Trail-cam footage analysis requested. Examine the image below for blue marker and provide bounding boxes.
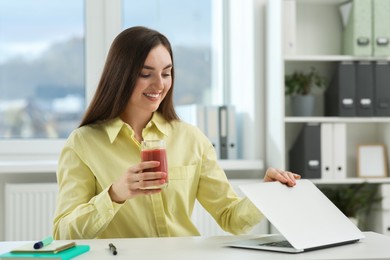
[33,236,54,249]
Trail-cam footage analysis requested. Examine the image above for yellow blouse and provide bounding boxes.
[53,112,262,239]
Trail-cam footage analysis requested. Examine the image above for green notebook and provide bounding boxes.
[10,241,76,254]
[0,245,90,260]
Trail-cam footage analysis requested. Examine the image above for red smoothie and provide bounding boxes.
[141,148,168,187]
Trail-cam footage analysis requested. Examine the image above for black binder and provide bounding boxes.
[289,123,321,179]
[325,61,356,117]
[219,106,228,159]
[374,61,390,116]
[356,61,374,117]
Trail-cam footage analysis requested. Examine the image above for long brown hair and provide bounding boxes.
[79,26,179,127]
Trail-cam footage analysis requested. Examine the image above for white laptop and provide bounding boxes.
[226,179,364,253]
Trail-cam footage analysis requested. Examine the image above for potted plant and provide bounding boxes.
[319,183,382,229]
[285,67,327,116]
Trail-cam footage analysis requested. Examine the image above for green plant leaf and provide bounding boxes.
[319,183,382,218]
[285,67,327,96]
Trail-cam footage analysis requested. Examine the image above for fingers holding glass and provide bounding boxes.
[134,171,167,190]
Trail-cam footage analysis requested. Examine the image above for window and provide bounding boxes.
[0,0,85,139]
[122,0,223,106]
[0,0,262,163]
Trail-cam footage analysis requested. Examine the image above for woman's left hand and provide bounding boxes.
[263,167,301,187]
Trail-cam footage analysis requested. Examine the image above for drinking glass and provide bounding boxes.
[140,140,168,189]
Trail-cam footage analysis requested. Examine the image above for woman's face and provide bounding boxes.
[129,44,173,115]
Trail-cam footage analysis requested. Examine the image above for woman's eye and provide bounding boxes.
[139,74,150,78]
[162,70,172,77]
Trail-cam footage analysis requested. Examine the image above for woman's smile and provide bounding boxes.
[143,92,161,99]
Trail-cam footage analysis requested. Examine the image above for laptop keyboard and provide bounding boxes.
[262,240,293,248]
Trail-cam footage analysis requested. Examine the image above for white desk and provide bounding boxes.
[1,232,390,260]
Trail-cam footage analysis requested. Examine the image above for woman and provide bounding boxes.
[53,26,300,239]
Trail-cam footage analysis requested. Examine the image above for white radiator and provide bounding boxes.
[5,183,58,241]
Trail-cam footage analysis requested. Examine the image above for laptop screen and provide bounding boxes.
[238,179,364,250]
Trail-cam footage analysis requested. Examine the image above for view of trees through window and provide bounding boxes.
[0,0,215,139]
[0,0,84,139]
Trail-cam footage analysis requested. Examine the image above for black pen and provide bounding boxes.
[109,243,117,255]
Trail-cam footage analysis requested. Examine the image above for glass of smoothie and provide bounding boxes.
[140,140,168,189]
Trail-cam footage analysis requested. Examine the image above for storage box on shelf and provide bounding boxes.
[266,0,390,185]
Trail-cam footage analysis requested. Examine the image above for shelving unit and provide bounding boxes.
[285,117,390,123]
[266,0,390,183]
[311,178,390,185]
[286,56,390,62]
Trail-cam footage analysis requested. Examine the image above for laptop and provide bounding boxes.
[226,179,364,253]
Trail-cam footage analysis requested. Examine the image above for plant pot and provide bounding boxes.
[291,95,315,117]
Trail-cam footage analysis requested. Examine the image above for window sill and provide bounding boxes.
[0,159,264,174]
[0,160,57,174]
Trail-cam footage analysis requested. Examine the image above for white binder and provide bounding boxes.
[320,123,347,180]
[320,123,333,179]
[333,123,347,179]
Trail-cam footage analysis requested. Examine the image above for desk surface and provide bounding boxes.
[1,232,390,260]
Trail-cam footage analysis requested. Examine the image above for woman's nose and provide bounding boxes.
[153,75,164,89]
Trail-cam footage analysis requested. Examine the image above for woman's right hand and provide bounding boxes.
[108,161,167,203]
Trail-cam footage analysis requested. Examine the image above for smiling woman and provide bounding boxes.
[122,44,173,136]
